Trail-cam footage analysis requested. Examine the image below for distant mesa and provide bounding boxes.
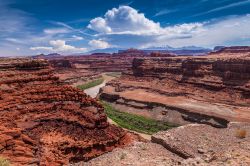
[30,46,250,59]
[117,46,211,56]
[89,45,250,56]
[141,45,212,56]
[213,46,225,51]
[91,52,112,56]
[210,46,250,55]
[87,47,123,54]
[117,48,146,56]
[33,45,212,58]
[32,53,62,59]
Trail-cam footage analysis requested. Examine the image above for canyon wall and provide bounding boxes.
[132,57,184,80]
[132,56,250,95]
[0,58,137,165]
[44,54,139,73]
[100,51,250,127]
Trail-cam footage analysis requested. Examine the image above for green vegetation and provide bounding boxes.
[105,72,121,78]
[102,101,177,134]
[0,157,10,166]
[77,78,104,90]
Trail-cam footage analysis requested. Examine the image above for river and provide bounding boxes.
[84,81,106,98]
[84,73,151,140]
[84,74,114,98]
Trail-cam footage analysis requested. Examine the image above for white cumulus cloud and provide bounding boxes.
[87,6,250,48]
[165,15,250,47]
[30,40,86,53]
[87,6,203,36]
[88,17,112,33]
[88,39,110,49]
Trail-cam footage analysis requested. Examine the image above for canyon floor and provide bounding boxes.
[99,52,250,128]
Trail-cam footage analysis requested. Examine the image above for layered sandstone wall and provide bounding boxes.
[0,58,136,165]
[132,57,184,80]
[132,56,250,95]
[54,55,137,72]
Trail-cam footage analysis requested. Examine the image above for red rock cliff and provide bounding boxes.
[0,58,134,165]
[181,58,250,92]
[132,56,250,96]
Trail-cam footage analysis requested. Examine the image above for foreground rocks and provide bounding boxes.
[152,122,250,161]
[83,122,250,166]
[0,58,139,165]
[80,142,182,166]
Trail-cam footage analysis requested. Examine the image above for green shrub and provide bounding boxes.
[105,72,121,78]
[102,101,177,134]
[77,78,104,90]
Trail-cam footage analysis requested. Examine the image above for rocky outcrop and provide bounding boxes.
[152,122,250,165]
[78,142,182,166]
[0,58,137,165]
[83,122,250,166]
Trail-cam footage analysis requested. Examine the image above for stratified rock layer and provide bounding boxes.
[131,56,250,103]
[0,58,135,165]
[100,51,250,126]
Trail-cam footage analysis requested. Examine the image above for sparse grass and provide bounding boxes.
[139,144,147,150]
[77,78,104,90]
[0,157,10,166]
[236,129,247,139]
[105,72,121,78]
[120,153,127,160]
[102,101,177,135]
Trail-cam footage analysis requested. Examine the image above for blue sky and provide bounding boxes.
[1,0,250,56]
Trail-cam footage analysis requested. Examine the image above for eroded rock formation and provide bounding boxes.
[100,50,250,127]
[0,58,138,165]
[132,56,250,99]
